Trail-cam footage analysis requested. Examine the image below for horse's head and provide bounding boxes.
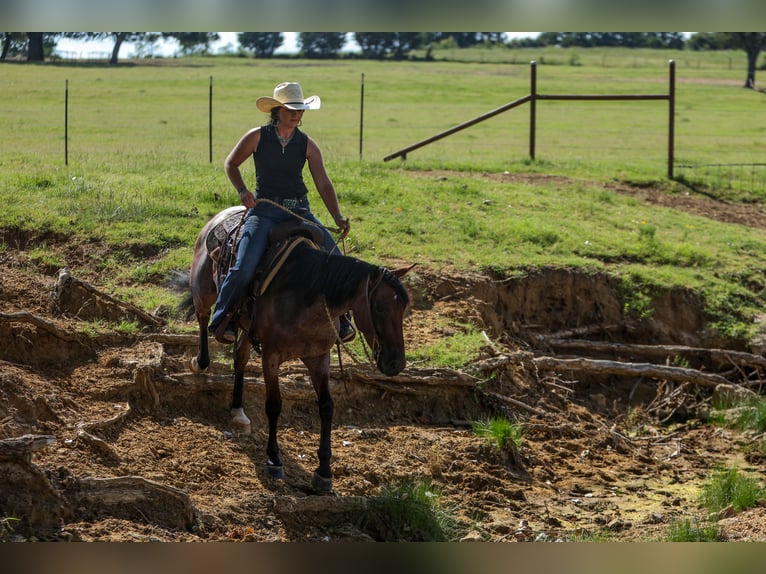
[352,264,414,376]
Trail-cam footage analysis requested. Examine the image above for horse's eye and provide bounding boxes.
[372,299,387,316]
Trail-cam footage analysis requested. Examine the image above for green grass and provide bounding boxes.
[3,53,766,348]
[709,393,766,434]
[734,398,766,434]
[406,322,486,368]
[564,529,612,542]
[666,517,723,542]
[700,466,765,514]
[662,465,764,541]
[472,416,524,450]
[372,476,458,541]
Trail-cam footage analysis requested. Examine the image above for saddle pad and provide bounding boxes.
[205,208,247,260]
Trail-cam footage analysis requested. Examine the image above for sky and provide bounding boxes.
[54,32,540,59]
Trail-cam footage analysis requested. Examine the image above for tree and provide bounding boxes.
[687,32,766,89]
[162,32,220,55]
[353,32,424,60]
[354,33,393,59]
[298,32,346,58]
[537,32,686,50]
[1,32,27,60]
[686,32,732,51]
[62,33,159,64]
[730,33,766,89]
[389,33,425,59]
[424,32,501,48]
[237,32,283,58]
[27,32,44,61]
[536,32,562,46]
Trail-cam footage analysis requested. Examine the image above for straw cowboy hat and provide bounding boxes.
[256,82,321,112]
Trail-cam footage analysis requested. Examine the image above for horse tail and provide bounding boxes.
[169,269,196,320]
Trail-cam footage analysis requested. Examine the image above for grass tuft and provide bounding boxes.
[699,466,765,514]
[372,476,458,541]
[667,517,723,542]
[472,416,524,450]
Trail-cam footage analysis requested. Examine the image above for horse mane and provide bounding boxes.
[277,245,375,308]
[275,244,408,309]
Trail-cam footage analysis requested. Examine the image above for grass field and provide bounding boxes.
[2,47,766,340]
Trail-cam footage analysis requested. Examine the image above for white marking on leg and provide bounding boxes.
[189,357,205,373]
[231,408,252,434]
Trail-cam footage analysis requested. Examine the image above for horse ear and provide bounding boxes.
[392,263,416,278]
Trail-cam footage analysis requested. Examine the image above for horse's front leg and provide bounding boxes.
[230,333,252,434]
[262,352,284,479]
[303,354,334,494]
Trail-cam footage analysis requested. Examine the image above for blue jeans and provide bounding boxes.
[209,196,339,331]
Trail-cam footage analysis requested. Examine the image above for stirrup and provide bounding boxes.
[338,318,356,343]
[214,322,236,344]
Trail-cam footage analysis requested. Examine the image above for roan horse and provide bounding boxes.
[187,205,412,493]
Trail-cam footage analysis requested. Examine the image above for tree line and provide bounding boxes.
[4,32,765,88]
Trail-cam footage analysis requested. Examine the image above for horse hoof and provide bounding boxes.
[230,409,252,435]
[311,471,333,494]
[189,357,206,374]
[265,464,285,479]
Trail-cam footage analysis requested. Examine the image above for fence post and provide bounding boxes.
[65,79,69,166]
[359,73,365,162]
[209,76,213,164]
[667,60,675,179]
[529,61,537,161]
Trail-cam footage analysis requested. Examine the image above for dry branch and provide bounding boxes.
[0,311,82,342]
[73,476,195,530]
[144,333,201,345]
[77,404,132,434]
[76,427,121,462]
[50,267,163,328]
[548,338,766,369]
[482,390,546,417]
[0,434,56,463]
[344,366,477,394]
[532,356,733,388]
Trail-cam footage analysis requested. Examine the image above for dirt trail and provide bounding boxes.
[2,176,766,542]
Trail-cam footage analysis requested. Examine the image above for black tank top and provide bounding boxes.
[253,124,310,199]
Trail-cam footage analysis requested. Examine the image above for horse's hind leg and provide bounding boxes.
[303,355,334,494]
[190,311,211,373]
[189,252,217,374]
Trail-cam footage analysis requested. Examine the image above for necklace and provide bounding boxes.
[276,130,294,145]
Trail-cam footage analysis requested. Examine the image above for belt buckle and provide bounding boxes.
[283,198,298,210]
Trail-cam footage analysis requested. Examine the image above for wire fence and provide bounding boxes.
[674,163,766,198]
[53,50,111,63]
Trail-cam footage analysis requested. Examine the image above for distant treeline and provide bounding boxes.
[2,32,763,63]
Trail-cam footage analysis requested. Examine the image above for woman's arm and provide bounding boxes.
[306,136,350,237]
[224,127,261,209]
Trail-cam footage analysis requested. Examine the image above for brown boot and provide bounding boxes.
[214,319,236,344]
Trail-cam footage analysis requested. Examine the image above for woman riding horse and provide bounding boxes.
[209,81,355,344]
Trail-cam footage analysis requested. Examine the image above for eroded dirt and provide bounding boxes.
[2,175,766,542]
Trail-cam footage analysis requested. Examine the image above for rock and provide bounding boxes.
[460,531,484,542]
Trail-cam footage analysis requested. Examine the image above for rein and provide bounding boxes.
[323,267,386,371]
[254,197,348,253]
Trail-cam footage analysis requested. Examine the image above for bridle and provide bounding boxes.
[324,266,388,369]
[363,268,387,362]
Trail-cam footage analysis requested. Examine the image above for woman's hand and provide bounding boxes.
[334,215,351,239]
[239,188,256,209]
